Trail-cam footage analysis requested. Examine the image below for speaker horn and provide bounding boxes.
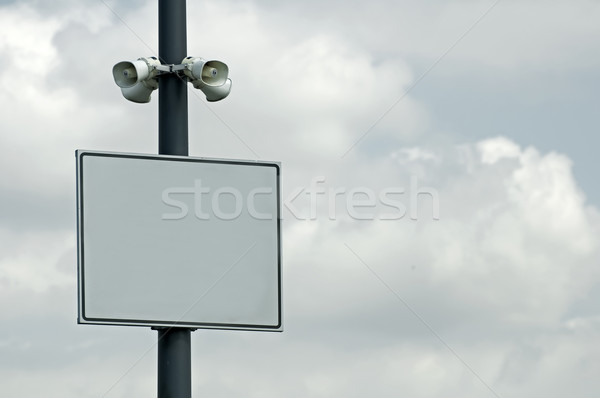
[112,57,159,88]
[182,57,229,86]
[194,78,232,102]
[120,80,158,103]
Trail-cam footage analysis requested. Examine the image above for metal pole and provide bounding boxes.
[157,1,192,397]
[157,328,192,398]
[159,0,188,156]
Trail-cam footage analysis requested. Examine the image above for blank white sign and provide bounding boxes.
[76,151,281,331]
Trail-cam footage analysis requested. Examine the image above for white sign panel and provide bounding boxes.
[76,150,282,331]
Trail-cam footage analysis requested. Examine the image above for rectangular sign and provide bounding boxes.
[76,150,282,331]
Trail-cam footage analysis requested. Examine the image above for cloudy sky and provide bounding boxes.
[1,0,599,396]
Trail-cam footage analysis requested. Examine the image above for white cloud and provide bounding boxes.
[183,2,424,162]
[284,136,599,337]
[1,231,73,289]
[478,137,521,164]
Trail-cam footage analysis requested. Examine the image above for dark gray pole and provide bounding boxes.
[159,0,188,156]
[158,328,192,398]
[157,1,192,397]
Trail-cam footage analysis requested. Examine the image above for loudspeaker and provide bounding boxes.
[120,81,158,103]
[193,78,232,102]
[112,57,160,88]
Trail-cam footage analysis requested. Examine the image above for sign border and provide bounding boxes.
[76,150,282,331]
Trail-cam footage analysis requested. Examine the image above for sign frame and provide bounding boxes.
[76,150,282,331]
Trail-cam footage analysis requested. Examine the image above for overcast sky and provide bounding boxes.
[1,0,600,397]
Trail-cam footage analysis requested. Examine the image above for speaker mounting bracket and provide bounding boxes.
[155,64,187,76]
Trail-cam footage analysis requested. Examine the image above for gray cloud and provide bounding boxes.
[1,1,599,397]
